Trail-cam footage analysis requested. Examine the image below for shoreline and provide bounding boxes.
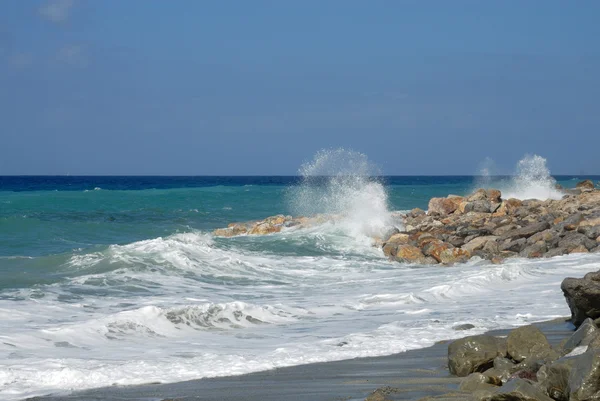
[29,318,575,401]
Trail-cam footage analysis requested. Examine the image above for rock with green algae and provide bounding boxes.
[448,335,507,377]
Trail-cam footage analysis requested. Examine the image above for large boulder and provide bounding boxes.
[562,272,600,326]
[558,231,597,252]
[576,179,595,191]
[537,357,578,401]
[569,349,600,401]
[507,325,557,363]
[448,335,507,377]
[499,221,551,241]
[561,318,600,355]
[428,197,459,216]
[394,244,432,264]
[381,233,411,258]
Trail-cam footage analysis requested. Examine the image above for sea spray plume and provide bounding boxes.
[475,157,496,189]
[287,149,394,239]
[501,154,563,200]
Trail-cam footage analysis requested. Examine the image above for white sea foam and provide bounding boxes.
[1,227,598,400]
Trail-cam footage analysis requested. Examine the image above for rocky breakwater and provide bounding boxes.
[213,214,338,237]
[382,180,600,265]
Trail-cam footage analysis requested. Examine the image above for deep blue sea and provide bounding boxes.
[1,155,599,399]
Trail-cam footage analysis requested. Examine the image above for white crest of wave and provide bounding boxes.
[288,148,394,240]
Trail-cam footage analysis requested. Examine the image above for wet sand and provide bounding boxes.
[29,319,574,401]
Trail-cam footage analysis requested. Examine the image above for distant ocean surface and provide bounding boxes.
[1,152,600,400]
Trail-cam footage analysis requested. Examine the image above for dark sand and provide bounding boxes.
[30,319,574,401]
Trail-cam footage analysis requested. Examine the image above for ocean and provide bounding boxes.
[1,151,599,400]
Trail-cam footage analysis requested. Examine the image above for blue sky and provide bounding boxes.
[1,1,599,175]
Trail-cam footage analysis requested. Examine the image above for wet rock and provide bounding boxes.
[507,325,557,363]
[214,224,249,237]
[537,357,577,401]
[562,272,600,326]
[422,239,451,261]
[561,318,599,355]
[249,222,282,235]
[453,323,476,331]
[459,372,499,392]
[395,244,432,264]
[382,233,411,257]
[448,335,507,377]
[365,386,398,401]
[568,349,600,401]
[438,248,471,264]
[381,226,400,241]
[482,378,554,401]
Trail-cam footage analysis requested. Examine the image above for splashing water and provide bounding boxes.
[287,149,394,239]
[501,154,564,200]
[474,157,496,188]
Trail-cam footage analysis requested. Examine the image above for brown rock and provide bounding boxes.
[395,244,431,264]
[496,198,523,216]
[580,217,600,227]
[428,197,458,216]
[448,334,507,377]
[467,188,488,201]
[386,233,410,244]
[438,248,471,264]
[487,189,502,203]
[569,245,589,254]
[408,207,425,217]
[576,179,595,191]
[422,240,451,262]
[507,325,556,363]
[214,224,249,237]
[249,222,282,235]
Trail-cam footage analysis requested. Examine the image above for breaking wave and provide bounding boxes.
[287,148,396,240]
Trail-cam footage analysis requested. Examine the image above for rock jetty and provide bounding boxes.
[366,269,600,401]
[214,180,600,266]
[382,180,600,264]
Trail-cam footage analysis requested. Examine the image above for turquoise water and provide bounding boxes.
[0,171,599,400]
